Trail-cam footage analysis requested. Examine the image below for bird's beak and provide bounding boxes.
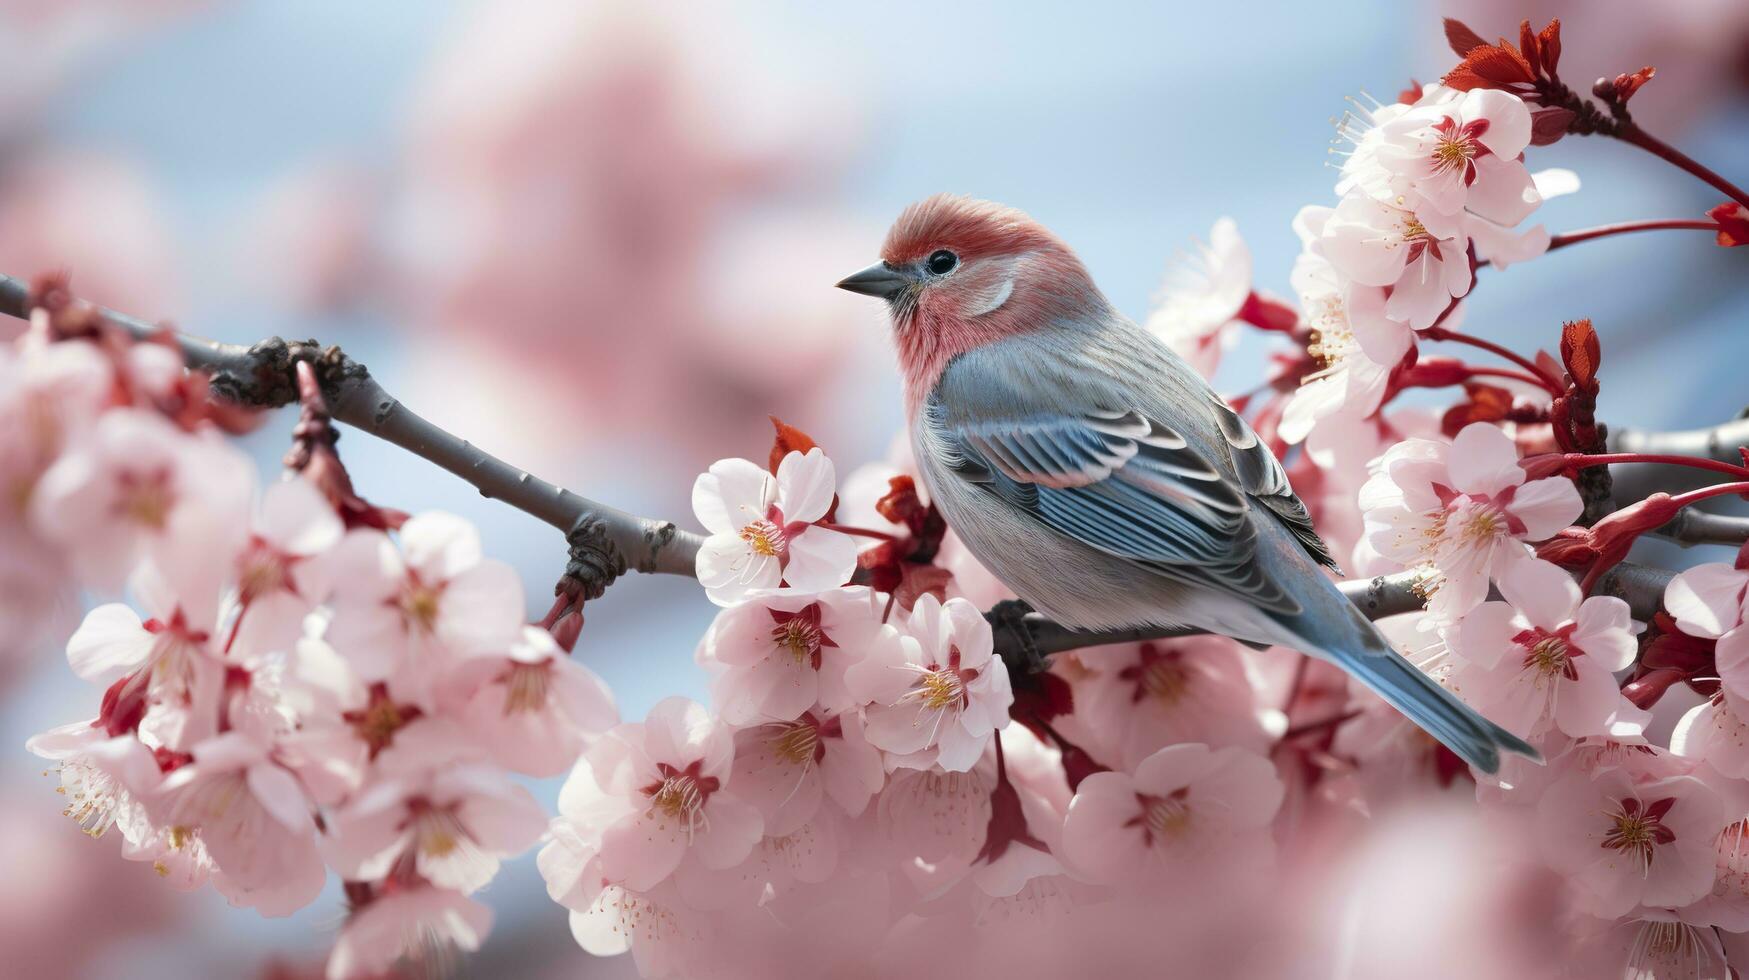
[835,261,909,301]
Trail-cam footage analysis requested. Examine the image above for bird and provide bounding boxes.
[835,194,1536,774]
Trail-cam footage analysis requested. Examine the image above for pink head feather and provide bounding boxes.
[877,195,1107,413]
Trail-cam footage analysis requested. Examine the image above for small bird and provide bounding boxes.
[836,194,1535,773]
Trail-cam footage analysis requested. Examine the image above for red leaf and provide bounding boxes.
[1536,19,1562,75]
[767,415,819,474]
[1440,381,1515,437]
[1559,319,1600,394]
[1518,20,1540,74]
[1396,78,1424,106]
[1529,106,1575,146]
[1443,17,1489,57]
[874,475,927,531]
[1709,202,1749,248]
[1443,41,1537,91]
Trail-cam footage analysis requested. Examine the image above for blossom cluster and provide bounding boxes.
[11,288,619,977]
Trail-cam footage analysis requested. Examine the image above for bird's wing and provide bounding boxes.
[1203,388,1340,572]
[923,371,1304,615]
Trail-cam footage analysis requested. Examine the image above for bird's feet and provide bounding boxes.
[986,599,1045,675]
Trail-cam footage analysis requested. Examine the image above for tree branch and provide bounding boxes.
[1610,415,1749,464]
[0,274,704,595]
[0,273,1691,657]
[1650,508,1749,548]
[989,564,1677,664]
[1609,414,1749,505]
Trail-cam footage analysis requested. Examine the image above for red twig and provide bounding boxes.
[1421,326,1564,395]
[1614,124,1749,210]
[1546,219,1719,252]
[1563,453,1749,482]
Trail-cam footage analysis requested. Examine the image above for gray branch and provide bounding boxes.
[1611,415,1749,462]
[993,563,1676,665]
[1609,415,1749,504]
[0,272,1697,658]
[0,274,704,593]
[1652,508,1749,548]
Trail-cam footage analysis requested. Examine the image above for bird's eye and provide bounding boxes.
[926,249,959,276]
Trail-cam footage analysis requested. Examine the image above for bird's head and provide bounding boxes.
[837,195,1107,401]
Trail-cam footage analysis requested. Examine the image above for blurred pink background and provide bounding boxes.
[3,0,1747,976]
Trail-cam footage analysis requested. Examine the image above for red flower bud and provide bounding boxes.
[1710,202,1749,248]
[1621,668,1684,710]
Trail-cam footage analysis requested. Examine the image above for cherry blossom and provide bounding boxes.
[64,590,225,752]
[326,883,494,980]
[1448,558,1645,740]
[698,586,881,725]
[1144,217,1251,377]
[226,476,344,661]
[322,761,547,894]
[553,697,763,893]
[148,730,326,916]
[1666,562,1749,640]
[30,408,254,593]
[1674,691,1749,782]
[848,593,1013,772]
[439,624,618,777]
[1535,760,1727,918]
[320,511,525,709]
[25,722,158,843]
[692,448,857,604]
[1367,88,1539,226]
[1070,637,1271,769]
[1360,422,1582,620]
[1310,189,1473,330]
[1060,743,1283,885]
[726,709,884,837]
[1277,225,1399,445]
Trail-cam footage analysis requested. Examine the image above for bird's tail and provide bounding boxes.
[1322,628,1538,774]
[1277,581,1537,774]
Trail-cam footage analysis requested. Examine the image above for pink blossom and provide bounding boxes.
[876,760,994,868]
[568,881,703,979]
[148,730,326,916]
[321,512,525,709]
[725,709,884,837]
[1448,558,1645,740]
[1665,562,1749,640]
[440,625,619,777]
[1277,226,1399,445]
[326,883,493,980]
[848,594,1013,772]
[226,476,344,662]
[1311,189,1472,330]
[1361,422,1582,620]
[322,762,547,894]
[699,586,880,724]
[1059,743,1283,885]
[30,408,253,594]
[1071,637,1271,769]
[1534,761,1727,918]
[554,697,762,893]
[1366,88,1538,226]
[540,812,705,978]
[25,722,159,843]
[1143,217,1250,377]
[1673,690,1749,781]
[64,595,224,752]
[692,449,857,605]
